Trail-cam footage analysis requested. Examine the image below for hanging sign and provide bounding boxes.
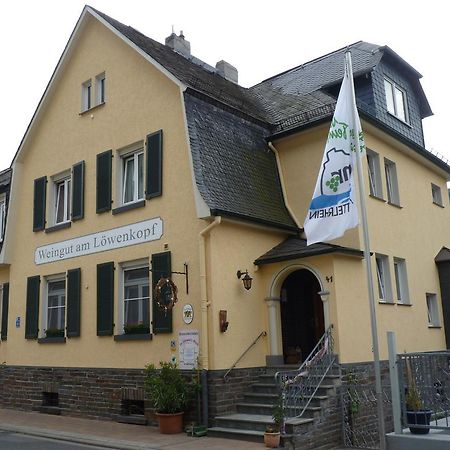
[35,218,163,265]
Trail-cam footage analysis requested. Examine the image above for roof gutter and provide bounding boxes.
[267,142,302,229]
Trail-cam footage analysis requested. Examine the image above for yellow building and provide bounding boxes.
[0,6,449,446]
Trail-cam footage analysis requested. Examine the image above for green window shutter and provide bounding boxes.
[1,283,9,340]
[146,130,163,199]
[25,276,40,339]
[72,161,85,221]
[67,268,81,337]
[96,150,112,213]
[151,251,172,334]
[97,262,114,336]
[33,176,47,231]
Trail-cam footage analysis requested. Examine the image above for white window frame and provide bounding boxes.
[431,183,443,206]
[375,254,393,302]
[118,259,150,334]
[426,293,440,327]
[96,72,106,105]
[81,79,92,112]
[384,158,400,205]
[42,274,66,337]
[367,149,383,198]
[117,143,145,206]
[0,194,6,242]
[384,77,409,123]
[51,170,71,225]
[393,257,410,304]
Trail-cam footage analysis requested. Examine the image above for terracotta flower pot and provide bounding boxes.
[155,411,184,434]
[264,431,281,448]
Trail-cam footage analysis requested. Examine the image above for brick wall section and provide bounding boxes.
[0,365,199,424]
[207,366,266,419]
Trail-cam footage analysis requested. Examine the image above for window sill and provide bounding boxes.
[79,102,105,116]
[432,201,444,208]
[387,201,402,209]
[114,333,153,341]
[112,200,145,215]
[45,222,71,233]
[38,337,66,344]
[378,300,395,305]
[397,302,412,307]
[428,325,441,329]
[387,111,411,128]
[369,194,386,203]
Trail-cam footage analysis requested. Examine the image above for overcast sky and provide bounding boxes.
[1,0,449,171]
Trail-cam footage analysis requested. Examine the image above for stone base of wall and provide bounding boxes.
[0,365,198,425]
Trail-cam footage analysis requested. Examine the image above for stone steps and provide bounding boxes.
[209,362,341,442]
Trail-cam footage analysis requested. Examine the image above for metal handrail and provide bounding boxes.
[223,331,267,381]
[275,325,335,421]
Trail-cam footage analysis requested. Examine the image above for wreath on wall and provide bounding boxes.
[154,277,178,315]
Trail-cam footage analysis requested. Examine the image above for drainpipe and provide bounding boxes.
[267,141,301,228]
[199,216,221,371]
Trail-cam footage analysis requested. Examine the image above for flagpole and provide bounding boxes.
[346,51,386,450]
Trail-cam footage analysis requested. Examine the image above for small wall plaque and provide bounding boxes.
[182,304,194,324]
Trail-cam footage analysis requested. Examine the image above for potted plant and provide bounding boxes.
[124,323,150,334]
[264,394,285,448]
[144,361,197,434]
[45,328,64,338]
[405,359,432,434]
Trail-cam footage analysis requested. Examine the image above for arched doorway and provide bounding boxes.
[280,269,324,364]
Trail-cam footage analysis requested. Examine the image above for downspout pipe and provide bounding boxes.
[267,141,301,228]
[199,216,221,371]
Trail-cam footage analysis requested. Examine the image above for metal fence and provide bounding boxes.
[398,351,450,431]
[342,383,392,449]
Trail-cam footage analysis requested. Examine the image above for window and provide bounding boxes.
[45,276,66,336]
[367,149,383,198]
[120,263,150,334]
[96,73,106,105]
[431,183,443,206]
[426,293,440,327]
[384,78,408,122]
[384,159,400,205]
[393,258,409,304]
[375,254,392,302]
[55,177,71,224]
[0,195,5,241]
[81,79,92,112]
[121,149,144,205]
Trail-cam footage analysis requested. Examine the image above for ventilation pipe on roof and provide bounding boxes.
[216,60,238,84]
[165,30,191,58]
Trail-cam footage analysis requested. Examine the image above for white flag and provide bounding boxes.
[304,52,366,246]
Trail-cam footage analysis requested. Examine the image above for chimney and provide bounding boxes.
[216,60,238,84]
[165,30,191,58]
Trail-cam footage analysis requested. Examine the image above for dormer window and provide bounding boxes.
[384,78,408,123]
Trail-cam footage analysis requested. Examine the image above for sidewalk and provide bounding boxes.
[0,408,264,450]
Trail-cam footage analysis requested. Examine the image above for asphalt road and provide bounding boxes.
[0,431,110,450]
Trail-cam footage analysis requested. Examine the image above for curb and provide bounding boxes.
[0,424,159,450]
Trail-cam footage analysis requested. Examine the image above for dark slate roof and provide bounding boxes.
[0,168,12,193]
[435,247,450,264]
[254,236,363,265]
[92,8,268,123]
[185,92,296,230]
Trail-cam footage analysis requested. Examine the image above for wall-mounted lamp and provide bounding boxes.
[318,290,330,302]
[237,270,253,290]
